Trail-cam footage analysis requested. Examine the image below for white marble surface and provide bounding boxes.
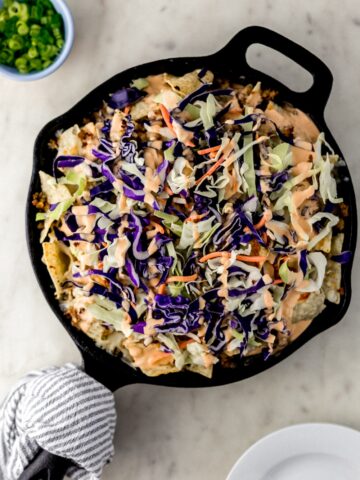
[1,0,360,478]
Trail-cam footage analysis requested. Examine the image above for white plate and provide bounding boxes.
[226,423,360,480]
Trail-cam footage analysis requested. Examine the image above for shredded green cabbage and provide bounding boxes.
[88,296,129,333]
[198,94,217,131]
[130,78,149,90]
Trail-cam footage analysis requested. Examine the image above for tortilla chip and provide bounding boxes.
[322,234,344,304]
[246,345,263,357]
[186,364,213,378]
[287,319,312,342]
[57,125,82,156]
[133,69,213,118]
[292,291,326,323]
[130,99,152,121]
[92,329,179,375]
[92,328,124,354]
[323,260,341,304]
[120,339,180,376]
[39,171,72,204]
[316,230,332,253]
[42,242,71,298]
[70,299,126,355]
[331,233,344,255]
[165,69,214,96]
[138,365,180,377]
[264,104,319,143]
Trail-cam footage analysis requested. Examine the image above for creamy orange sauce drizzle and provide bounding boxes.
[123,341,173,369]
[218,255,231,299]
[291,185,315,241]
[276,289,301,322]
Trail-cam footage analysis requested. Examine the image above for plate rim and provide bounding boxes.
[226,423,360,480]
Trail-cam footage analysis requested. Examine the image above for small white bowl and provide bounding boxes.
[0,0,74,81]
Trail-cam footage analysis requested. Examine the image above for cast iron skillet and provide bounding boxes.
[23,26,357,479]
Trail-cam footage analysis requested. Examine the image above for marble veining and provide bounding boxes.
[0,1,360,479]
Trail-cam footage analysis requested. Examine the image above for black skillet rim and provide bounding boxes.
[26,26,357,390]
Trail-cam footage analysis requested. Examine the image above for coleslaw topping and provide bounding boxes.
[34,69,348,377]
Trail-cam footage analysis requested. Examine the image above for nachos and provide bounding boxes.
[34,69,350,377]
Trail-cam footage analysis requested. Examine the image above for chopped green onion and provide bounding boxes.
[8,2,21,17]
[49,13,62,28]
[15,55,29,73]
[29,57,42,70]
[16,20,29,36]
[27,46,38,59]
[9,34,23,50]
[42,59,52,69]
[0,0,65,73]
[52,27,62,39]
[30,24,41,37]
[30,5,43,21]
[0,47,14,64]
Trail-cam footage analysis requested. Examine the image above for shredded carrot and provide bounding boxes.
[199,252,230,262]
[160,104,195,146]
[254,215,268,230]
[102,242,108,248]
[261,232,268,244]
[199,252,267,263]
[166,273,198,283]
[195,155,226,185]
[209,152,217,159]
[91,274,109,288]
[236,255,267,263]
[178,339,195,349]
[98,261,103,269]
[197,145,221,155]
[244,226,251,234]
[184,212,208,223]
[273,279,284,285]
[123,106,131,115]
[157,284,167,295]
[159,104,176,136]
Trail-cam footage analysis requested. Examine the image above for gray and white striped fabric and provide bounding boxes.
[0,364,116,480]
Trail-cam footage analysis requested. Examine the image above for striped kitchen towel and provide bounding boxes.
[0,364,116,480]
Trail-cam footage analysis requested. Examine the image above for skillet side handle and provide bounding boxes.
[18,450,71,480]
[81,348,137,393]
[18,351,135,479]
[18,352,135,479]
[222,25,333,115]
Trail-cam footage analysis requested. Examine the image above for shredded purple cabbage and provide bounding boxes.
[331,251,352,264]
[108,87,146,110]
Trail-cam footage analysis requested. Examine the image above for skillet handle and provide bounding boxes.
[18,451,71,480]
[18,351,134,479]
[221,26,333,115]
